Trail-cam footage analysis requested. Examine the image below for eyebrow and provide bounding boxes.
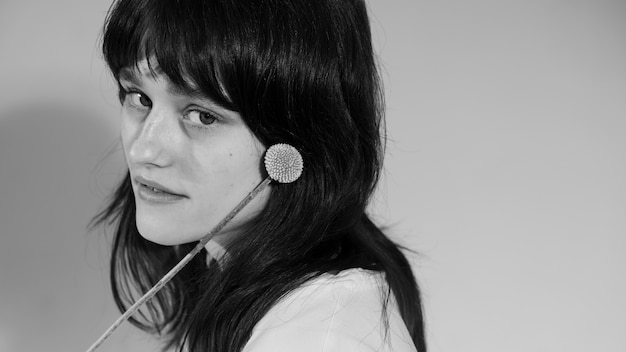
[118,67,206,99]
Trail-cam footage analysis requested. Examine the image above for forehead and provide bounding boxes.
[118,61,202,98]
[118,59,160,82]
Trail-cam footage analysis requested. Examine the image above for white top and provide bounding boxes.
[242,268,417,352]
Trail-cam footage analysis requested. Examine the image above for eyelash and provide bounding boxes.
[119,87,151,110]
[183,110,219,129]
[118,86,220,130]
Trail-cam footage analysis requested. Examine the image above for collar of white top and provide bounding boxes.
[204,239,229,268]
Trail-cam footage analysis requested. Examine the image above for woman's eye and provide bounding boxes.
[121,90,152,109]
[185,110,219,127]
[128,92,152,108]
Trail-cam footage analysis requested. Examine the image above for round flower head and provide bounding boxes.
[264,144,304,183]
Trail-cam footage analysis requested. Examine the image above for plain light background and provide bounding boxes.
[0,1,624,351]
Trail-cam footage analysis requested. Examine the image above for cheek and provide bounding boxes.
[194,137,265,187]
[186,148,265,224]
[119,115,134,158]
[224,150,265,188]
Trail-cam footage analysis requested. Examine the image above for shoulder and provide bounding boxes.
[243,268,417,352]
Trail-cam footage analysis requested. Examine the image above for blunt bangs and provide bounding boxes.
[102,0,236,110]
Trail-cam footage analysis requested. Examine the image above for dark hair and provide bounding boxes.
[95,0,426,351]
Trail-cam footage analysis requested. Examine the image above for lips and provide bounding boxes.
[134,175,186,203]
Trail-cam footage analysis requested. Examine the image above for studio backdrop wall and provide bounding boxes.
[0,1,624,351]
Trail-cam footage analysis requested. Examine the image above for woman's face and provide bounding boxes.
[118,60,270,246]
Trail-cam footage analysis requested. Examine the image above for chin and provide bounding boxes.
[135,217,198,246]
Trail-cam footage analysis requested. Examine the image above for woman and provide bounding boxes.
[93,0,426,351]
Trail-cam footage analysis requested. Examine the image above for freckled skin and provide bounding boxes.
[120,60,271,246]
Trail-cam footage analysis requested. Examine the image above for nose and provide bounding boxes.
[126,108,174,168]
